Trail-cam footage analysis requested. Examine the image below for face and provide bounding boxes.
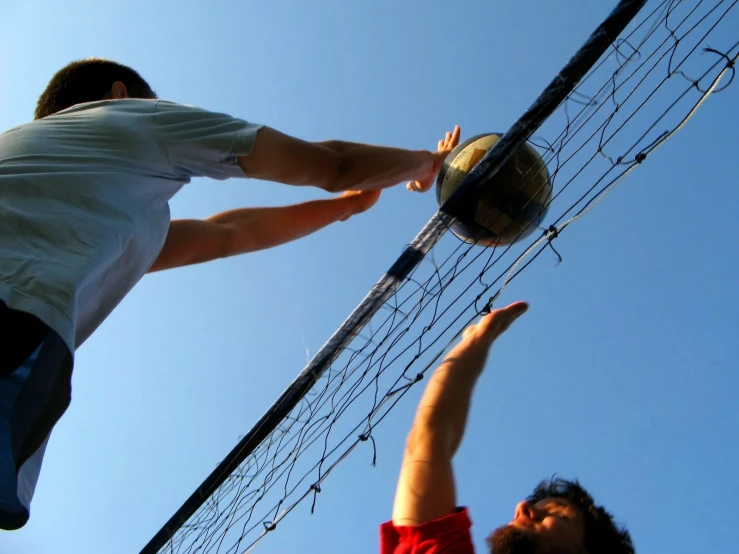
[487,497,586,554]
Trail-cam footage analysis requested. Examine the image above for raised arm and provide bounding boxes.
[149,127,461,272]
[237,126,460,193]
[148,190,380,272]
[392,302,528,526]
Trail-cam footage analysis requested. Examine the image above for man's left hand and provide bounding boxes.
[338,189,382,221]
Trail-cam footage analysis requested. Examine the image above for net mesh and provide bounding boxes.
[149,1,737,552]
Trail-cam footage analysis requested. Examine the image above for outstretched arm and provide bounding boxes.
[147,190,379,272]
[392,302,529,526]
[151,127,461,273]
[237,126,460,193]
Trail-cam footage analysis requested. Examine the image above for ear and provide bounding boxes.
[110,81,129,99]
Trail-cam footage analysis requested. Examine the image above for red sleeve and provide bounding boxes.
[379,508,475,554]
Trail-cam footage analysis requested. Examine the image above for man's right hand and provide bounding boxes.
[406,125,461,193]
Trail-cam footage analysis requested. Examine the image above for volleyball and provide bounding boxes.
[436,133,552,246]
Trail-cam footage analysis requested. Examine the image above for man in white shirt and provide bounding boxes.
[0,58,460,529]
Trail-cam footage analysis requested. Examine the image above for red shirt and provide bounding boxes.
[379,508,475,553]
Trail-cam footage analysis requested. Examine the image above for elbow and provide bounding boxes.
[219,223,257,257]
[320,151,354,193]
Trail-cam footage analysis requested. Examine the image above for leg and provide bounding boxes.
[0,302,73,530]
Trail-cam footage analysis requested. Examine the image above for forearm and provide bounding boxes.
[409,348,488,458]
[391,358,483,526]
[208,197,353,255]
[320,140,435,191]
[391,304,524,526]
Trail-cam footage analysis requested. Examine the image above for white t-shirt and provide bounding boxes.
[0,99,262,351]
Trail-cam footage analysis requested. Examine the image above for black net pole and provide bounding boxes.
[139,2,646,552]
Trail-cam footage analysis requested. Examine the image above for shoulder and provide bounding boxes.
[47,99,161,120]
[150,100,247,126]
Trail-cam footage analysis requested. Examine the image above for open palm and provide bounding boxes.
[407,125,461,192]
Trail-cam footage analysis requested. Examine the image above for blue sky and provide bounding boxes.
[2,1,738,553]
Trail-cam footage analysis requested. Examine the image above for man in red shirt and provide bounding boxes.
[381,302,635,554]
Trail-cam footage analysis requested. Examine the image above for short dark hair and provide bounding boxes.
[528,477,634,554]
[35,58,156,119]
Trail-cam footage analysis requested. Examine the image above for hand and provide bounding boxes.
[338,189,381,221]
[445,301,529,363]
[406,125,461,193]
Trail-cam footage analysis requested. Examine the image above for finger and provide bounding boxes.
[438,139,444,150]
[451,125,461,146]
[477,302,528,338]
[445,131,452,145]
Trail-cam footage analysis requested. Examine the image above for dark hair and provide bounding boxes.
[528,477,634,554]
[35,58,156,119]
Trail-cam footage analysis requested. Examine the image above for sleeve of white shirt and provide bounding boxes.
[152,100,263,180]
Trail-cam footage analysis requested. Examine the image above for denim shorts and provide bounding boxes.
[0,302,73,530]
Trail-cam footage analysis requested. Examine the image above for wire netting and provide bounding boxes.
[146,1,737,552]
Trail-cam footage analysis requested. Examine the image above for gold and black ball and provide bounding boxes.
[436,133,552,246]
